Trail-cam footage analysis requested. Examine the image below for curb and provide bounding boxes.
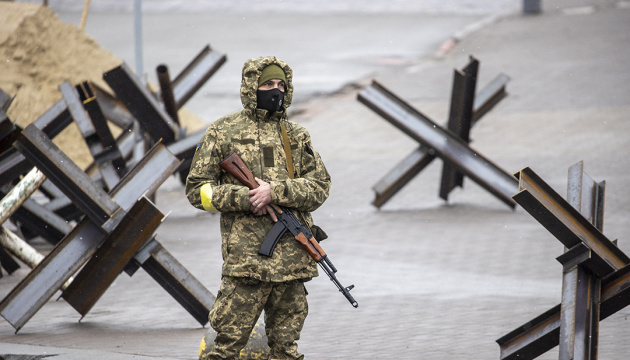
[434,11,514,58]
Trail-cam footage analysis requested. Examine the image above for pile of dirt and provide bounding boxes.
[0,2,204,169]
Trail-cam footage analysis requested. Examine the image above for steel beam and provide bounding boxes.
[6,196,71,244]
[497,263,630,360]
[567,161,605,231]
[132,239,215,326]
[157,64,180,124]
[499,164,627,359]
[62,196,164,316]
[562,263,600,360]
[513,167,627,274]
[439,57,478,200]
[0,99,73,185]
[60,82,121,191]
[0,140,180,331]
[0,247,20,275]
[166,128,205,183]
[497,304,562,360]
[91,83,135,131]
[471,73,509,124]
[359,80,518,208]
[556,161,605,360]
[77,82,128,177]
[14,124,119,225]
[40,180,82,222]
[171,44,227,109]
[371,146,435,208]
[0,89,13,112]
[363,62,510,208]
[0,216,110,331]
[104,63,178,144]
[0,112,20,154]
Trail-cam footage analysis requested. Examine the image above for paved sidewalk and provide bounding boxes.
[1,1,629,359]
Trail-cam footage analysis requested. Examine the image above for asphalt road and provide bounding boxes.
[1,1,629,359]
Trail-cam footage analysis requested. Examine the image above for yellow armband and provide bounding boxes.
[200,183,219,213]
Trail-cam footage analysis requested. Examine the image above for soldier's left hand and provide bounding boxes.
[250,178,282,221]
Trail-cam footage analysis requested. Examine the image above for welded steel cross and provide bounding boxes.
[497,162,630,360]
[358,56,514,208]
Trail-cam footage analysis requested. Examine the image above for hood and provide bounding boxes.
[240,56,293,115]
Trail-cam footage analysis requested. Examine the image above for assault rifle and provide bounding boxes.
[219,152,358,308]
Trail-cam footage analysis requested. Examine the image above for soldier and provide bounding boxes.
[186,56,331,360]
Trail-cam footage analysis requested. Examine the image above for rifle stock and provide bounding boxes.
[218,151,358,308]
[219,152,258,189]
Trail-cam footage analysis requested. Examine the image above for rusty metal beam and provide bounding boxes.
[0,141,180,331]
[499,164,626,359]
[0,99,73,185]
[556,243,600,360]
[77,82,128,178]
[365,63,509,208]
[556,161,604,359]
[14,124,119,225]
[131,239,215,326]
[171,44,227,109]
[371,146,435,208]
[439,57,478,200]
[60,82,121,191]
[497,263,630,360]
[471,73,509,124]
[166,128,205,183]
[157,64,180,125]
[0,216,110,331]
[104,63,178,144]
[567,161,605,231]
[62,196,164,316]
[91,83,135,131]
[359,80,518,208]
[497,304,562,360]
[513,167,628,274]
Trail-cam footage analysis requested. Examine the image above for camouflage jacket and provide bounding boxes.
[186,56,331,282]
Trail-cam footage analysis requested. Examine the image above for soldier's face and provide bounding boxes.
[258,79,285,93]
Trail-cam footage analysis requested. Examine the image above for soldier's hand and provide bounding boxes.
[249,178,282,221]
[252,203,283,222]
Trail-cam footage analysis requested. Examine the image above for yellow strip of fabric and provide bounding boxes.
[280,123,295,179]
[200,183,219,213]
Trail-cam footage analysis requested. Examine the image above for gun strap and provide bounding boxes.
[280,122,295,179]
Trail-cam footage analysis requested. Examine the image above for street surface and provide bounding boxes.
[1,0,629,359]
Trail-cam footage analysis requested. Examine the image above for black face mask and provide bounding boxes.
[256,88,284,113]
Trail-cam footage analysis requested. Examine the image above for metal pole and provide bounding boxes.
[0,167,46,225]
[523,0,541,14]
[80,0,91,31]
[0,167,73,290]
[134,0,144,76]
[0,227,73,290]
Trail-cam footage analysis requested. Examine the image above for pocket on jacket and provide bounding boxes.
[209,277,237,329]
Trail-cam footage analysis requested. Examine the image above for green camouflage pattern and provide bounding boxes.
[201,276,307,360]
[186,56,331,282]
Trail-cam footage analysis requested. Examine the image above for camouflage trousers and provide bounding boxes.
[204,276,309,360]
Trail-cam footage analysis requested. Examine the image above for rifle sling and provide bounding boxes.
[280,123,294,179]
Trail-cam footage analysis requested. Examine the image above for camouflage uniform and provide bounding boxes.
[186,56,331,359]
